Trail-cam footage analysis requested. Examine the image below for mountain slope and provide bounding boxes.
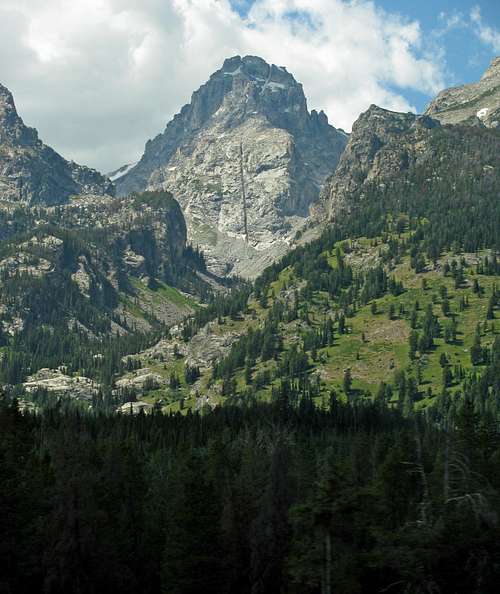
[109,231,498,414]
[115,55,347,277]
[0,83,114,204]
[318,105,441,219]
[425,56,500,128]
[0,191,220,390]
[318,58,500,223]
[118,66,500,414]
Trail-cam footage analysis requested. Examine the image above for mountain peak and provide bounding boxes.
[318,102,443,220]
[115,56,347,277]
[0,83,15,110]
[222,55,298,90]
[0,83,39,146]
[481,56,500,80]
[0,83,14,110]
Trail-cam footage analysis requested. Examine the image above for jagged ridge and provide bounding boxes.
[0,83,114,205]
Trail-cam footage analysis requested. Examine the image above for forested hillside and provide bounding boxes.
[0,191,222,395]
[103,120,499,419]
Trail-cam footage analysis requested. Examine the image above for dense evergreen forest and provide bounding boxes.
[1,340,499,594]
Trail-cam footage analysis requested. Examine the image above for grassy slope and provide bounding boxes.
[119,277,200,326]
[124,237,498,413]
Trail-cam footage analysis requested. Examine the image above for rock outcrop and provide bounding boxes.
[321,61,500,220]
[0,83,114,204]
[116,401,154,415]
[23,368,100,401]
[115,55,347,277]
[425,56,500,128]
[321,59,500,220]
[320,105,440,218]
[115,369,167,394]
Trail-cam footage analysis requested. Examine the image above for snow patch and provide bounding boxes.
[224,66,242,76]
[477,107,489,120]
[109,162,137,181]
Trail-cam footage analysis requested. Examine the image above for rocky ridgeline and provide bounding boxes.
[115,55,348,277]
[425,56,500,128]
[319,57,500,220]
[0,83,113,205]
[319,105,441,218]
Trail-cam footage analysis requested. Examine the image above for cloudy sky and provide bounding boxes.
[1,0,499,173]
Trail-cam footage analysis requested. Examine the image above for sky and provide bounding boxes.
[0,0,499,173]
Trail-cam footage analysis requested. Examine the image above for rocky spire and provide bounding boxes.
[0,83,39,146]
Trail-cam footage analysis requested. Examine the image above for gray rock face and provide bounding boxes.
[425,56,500,128]
[116,401,153,415]
[115,369,166,394]
[23,368,100,401]
[0,83,114,204]
[122,319,242,371]
[115,55,347,277]
[320,104,440,218]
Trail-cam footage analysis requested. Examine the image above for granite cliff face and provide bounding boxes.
[320,105,440,218]
[0,83,114,205]
[425,56,500,128]
[115,55,347,277]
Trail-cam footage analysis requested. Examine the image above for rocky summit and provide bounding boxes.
[425,56,500,128]
[0,83,113,205]
[115,55,348,278]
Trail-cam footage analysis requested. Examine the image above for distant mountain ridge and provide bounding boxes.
[425,56,500,128]
[115,55,348,277]
[0,83,113,205]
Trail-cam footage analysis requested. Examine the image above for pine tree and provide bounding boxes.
[343,368,352,395]
[470,333,483,366]
[409,331,418,360]
[486,295,495,320]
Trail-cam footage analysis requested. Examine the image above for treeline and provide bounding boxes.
[1,362,500,594]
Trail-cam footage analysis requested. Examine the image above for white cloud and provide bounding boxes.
[0,0,445,172]
[471,5,500,52]
[437,11,468,35]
